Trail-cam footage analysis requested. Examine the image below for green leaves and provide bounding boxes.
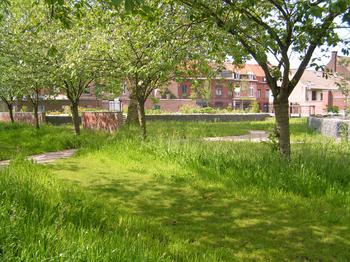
[309,5,324,18]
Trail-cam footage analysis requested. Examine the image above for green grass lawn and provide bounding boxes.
[1,119,349,261]
[0,123,110,160]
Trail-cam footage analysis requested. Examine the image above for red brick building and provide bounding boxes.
[119,63,271,112]
[176,63,271,111]
[325,51,350,111]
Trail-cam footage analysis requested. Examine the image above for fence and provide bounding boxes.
[145,113,270,122]
[269,104,316,117]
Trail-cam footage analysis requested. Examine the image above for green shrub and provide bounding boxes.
[250,101,260,113]
[21,106,28,112]
[151,96,160,105]
[327,105,339,114]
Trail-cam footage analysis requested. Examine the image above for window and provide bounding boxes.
[234,72,241,80]
[235,87,241,97]
[257,89,261,98]
[221,70,232,78]
[215,86,222,96]
[320,92,323,101]
[263,77,267,82]
[181,85,188,96]
[249,87,254,97]
[312,90,317,101]
[248,73,255,80]
[38,105,45,112]
[266,89,270,98]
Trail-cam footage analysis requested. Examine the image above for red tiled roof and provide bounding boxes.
[223,62,266,77]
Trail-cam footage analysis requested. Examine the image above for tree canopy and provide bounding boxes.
[176,0,350,156]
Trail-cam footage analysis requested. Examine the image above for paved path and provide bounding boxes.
[0,149,77,167]
[204,130,269,142]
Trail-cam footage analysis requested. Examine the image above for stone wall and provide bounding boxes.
[0,112,46,125]
[82,112,124,133]
[122,99,197,112]
[145,113,270,122]
[308,116,350,139]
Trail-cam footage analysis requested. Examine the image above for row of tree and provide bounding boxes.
[0,0,224,137]
[1,0,349,157]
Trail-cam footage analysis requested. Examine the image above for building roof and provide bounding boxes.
[326,51,350,78]
[290,69,339,90]
[336,56,350,76]
[223,63,266,77]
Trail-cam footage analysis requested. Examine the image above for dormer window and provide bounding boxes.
[221,70,233,78]
[247,72,256,80]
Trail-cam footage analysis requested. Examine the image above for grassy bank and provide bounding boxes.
[0,123,109,160]
[1,119,349,261]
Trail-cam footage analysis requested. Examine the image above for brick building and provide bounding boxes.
[176,63,271,111]
[325,51,350,111]
[8,84,109,113]
[119,63,271,112]
[288,51,350,116]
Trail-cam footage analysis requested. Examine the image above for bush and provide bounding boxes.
[151,96,160,105]
[250,101,260,113]
[21,106,28,112]
[179,104,200,113]
[327,105,339,114]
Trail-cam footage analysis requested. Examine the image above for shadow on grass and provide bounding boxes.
[82,173,350,261]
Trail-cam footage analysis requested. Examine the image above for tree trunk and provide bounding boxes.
[274,98,291,158]
[71,102,80,135]
[33,103,40,129]
[7,103,14,124]
[137,99,147,140]
[126,97,139,125]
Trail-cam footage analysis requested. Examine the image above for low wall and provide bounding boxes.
[122,98,197,112]
[308,116,350,139]
[145,113,270,122]
[82,112,124,133]
[0,112,45,125]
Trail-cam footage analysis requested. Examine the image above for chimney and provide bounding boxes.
[331,51,337,73]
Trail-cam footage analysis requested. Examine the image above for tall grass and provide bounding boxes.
[1,119,350,261]
[0,123,110,160]
[0,160,205,261]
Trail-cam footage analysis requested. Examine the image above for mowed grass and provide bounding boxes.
[0,122,110,160]
[1,118,350,261]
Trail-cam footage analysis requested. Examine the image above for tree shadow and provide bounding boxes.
[69,171,350,261]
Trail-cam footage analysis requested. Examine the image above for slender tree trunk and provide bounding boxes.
[33,103,39,129]
[126,97,139,125]
[6,103,14,123]
[274,97,291,158]
[137,99,147,140]
[71,101,80,135]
